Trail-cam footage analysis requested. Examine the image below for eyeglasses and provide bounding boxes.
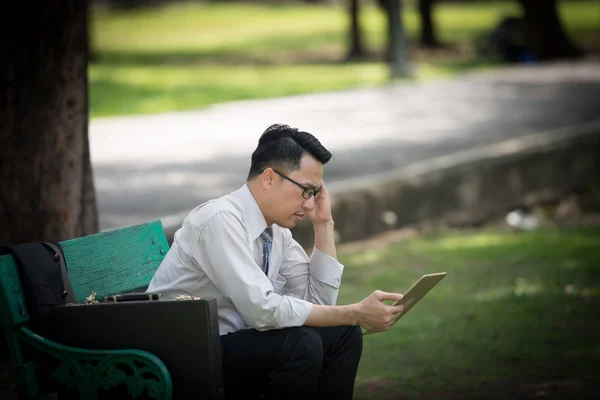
[272,169,321,200]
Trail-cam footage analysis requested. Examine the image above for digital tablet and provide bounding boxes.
[393,272,446,322]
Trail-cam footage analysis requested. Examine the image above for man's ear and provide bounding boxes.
[262,168,274,190]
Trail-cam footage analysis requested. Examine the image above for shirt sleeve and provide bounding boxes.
[278,229,344,306]
[192,211,312,331]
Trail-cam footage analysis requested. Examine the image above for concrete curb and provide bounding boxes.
[291,120,600,248]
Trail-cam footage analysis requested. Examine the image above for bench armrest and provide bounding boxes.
[14,326,173,400]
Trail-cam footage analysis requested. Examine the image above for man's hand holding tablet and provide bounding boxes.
[362,272,447,335]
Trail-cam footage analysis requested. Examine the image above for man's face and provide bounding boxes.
[266,154,323,228]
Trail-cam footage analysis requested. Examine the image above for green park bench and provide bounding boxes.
[0,220,222,400]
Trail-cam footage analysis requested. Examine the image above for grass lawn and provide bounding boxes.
[89,1,600,118]
[335,222,600,399]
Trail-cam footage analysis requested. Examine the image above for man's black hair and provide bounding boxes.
[247,124,332,180]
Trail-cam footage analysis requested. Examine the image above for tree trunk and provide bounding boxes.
[0,1,98,246]
[418,0,441,48]
[517,0,583,60]
[347,0,367,60]
[376,0,392,61]
[377,0,409,77]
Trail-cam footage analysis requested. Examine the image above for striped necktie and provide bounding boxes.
[260,228,272,276]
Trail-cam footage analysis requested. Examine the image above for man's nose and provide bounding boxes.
[302,196,315,211]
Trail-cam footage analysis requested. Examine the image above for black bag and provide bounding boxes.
[0,242,76,336]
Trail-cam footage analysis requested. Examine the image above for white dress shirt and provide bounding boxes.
[147,184,344,335]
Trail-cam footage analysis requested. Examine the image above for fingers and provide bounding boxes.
[391,309,403,321]
[362,312,401,335]
[392,303,405,313]
[373,290,403,303]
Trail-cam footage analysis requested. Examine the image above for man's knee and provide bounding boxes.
[284,327,324,367]
[343,325,363,355]
[348,325,362,343]
[325,325,362,346]
[323,325,363,363]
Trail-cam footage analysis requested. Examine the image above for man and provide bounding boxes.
[148,124,404,399]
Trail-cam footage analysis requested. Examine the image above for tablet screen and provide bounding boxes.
[393,272,446,321]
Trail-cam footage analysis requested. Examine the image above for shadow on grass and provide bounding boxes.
[94,49,388,67]
[92,30,351,67]
[92,38,500,69]
[93,49,500,70]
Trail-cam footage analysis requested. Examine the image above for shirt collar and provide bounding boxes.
[237,183,268,242]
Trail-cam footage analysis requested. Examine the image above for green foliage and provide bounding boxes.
[89,1,599,118]
[337,225,600,398]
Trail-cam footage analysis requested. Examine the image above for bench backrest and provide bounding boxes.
[61,220,169,303]
[0,220,169,325]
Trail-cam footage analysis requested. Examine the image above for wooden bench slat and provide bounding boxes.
[60,220,169,303]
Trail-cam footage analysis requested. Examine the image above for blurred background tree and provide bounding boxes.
[418,0,441,48]
[517,0,583,59]
[348,0,585,61]
[347,0,366,59]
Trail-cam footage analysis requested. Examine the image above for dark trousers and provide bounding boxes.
[220,325,363,400]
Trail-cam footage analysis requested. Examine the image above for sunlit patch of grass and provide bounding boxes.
[88,62,389,117]
[474,286,515,301]
[417,232,521,250]
[346,250,386,266]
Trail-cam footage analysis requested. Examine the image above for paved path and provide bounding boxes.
[90,59,600,233]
